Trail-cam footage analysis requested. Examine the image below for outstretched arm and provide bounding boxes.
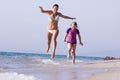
[59,13,76,20]
[39,6,52,14]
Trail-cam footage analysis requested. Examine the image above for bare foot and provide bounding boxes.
[67,52,71,60]
[45,46,50,53]
[51,53,55,59]
[67,54,70,60]
[72,61,75,64]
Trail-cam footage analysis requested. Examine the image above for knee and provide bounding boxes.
[53,38,57,42]
[72,49,75,52]
[68,49,71,52]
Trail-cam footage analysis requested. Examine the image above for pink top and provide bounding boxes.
[66,28,79,44]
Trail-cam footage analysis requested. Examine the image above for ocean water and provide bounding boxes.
[0,52,103,80]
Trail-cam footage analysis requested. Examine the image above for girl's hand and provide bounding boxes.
[64,39,66,42]
[80,42,83,46]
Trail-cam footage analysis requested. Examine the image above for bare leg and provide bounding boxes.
[46,31,52,53]
[72,44,76,64]
[67,43,72,60]
[51,30,59,59]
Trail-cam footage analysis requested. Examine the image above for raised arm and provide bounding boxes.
[59,13,76,20]
[39,6,52,14]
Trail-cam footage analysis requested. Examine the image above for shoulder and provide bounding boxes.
[76,29,79,33]
[67,28,71,32]
[57,12,61,15]
[57,12,63,16]
[76,29,79,31]
[68,28,71,31]
[47,10,53,15]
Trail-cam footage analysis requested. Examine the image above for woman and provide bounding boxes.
[39,4,76,59]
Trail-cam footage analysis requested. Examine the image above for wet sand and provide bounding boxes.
[81,60,120,80]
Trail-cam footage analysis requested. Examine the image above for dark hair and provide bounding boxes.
[53,4,59,8]
[72,21,78,27]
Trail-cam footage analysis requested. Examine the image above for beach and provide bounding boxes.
[82,70,120,80]
[0,52,120,80]
[81,60,120,80]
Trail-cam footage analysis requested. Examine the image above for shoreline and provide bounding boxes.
[0,53,120,80]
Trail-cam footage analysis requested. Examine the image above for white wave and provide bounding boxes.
[0,72,40,80]
[42,59,60,65]
[66,59,84,63]
[75,59,84,62]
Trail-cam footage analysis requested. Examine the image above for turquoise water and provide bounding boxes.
[0,52,104,80]
[0,52,103,60]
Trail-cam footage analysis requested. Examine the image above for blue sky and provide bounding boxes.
[0,0,120,57]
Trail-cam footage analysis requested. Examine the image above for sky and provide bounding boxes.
[0,0,120,57]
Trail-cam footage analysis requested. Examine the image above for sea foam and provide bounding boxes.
[0,72,40,80]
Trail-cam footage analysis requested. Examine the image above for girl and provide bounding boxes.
[64,21,83,64]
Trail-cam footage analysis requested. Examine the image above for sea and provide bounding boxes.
[0,52,104,80]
